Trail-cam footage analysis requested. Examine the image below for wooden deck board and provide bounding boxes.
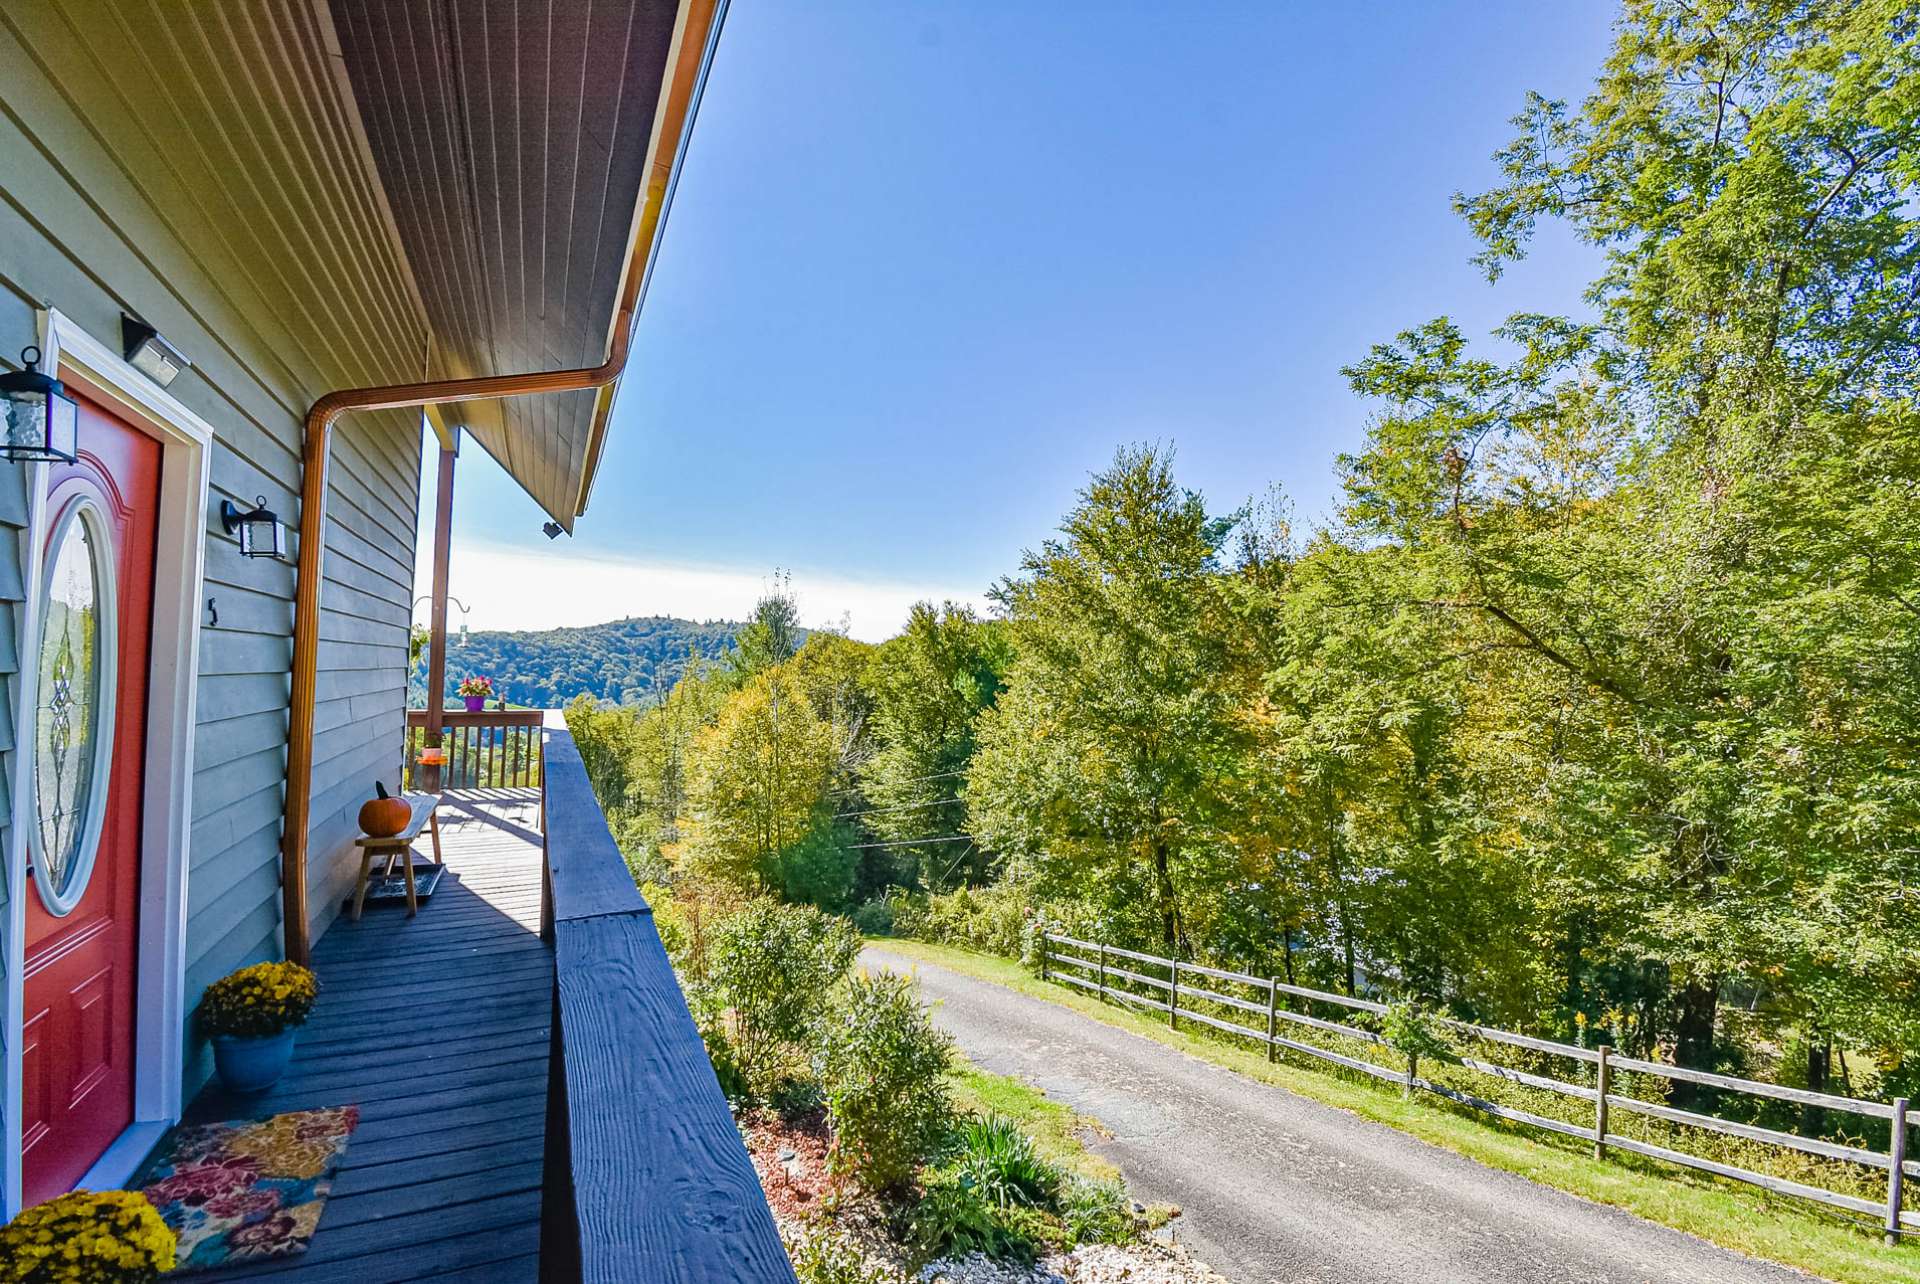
[186,789,550,1282]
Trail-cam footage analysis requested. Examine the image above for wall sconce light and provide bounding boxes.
[541,521,565,540]
[0,346,78,463]
[221,495,287,559]
[122,314,190,388]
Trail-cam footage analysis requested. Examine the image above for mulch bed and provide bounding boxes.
[740,1105,837,1222]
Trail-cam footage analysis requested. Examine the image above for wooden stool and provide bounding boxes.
[351,793,443,920]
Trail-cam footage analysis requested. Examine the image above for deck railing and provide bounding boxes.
[405,708,545,790]
[1044,930,1915,1244]
[536,710,795,1283]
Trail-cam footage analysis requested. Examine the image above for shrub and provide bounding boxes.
[820,971,955,1192]
[787,1225,902,1284]
[850,897,895,937]
[699,1019,749,1101]
[1056,1175,1130,1246]
[907,1168,1040,1264]
[887,882,1031,958]
[199,961,318,1038]
[952,1115,1059,1210]
[707,899,859,1091]
[774,819,859,911]
[1380,999,1457,1067]
[1,1189,176,1281]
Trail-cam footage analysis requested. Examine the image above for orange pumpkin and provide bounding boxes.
[358,781,410,837]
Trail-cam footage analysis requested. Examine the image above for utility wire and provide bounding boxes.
[841,834,973,851]
[835,797,964,821]
[830,769,966,796]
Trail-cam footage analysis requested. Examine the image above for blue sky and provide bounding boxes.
[421,0,1616,641]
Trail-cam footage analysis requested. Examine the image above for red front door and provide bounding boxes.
[20,393,159,1205]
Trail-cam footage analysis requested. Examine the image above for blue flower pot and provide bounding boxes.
[213,1030,296,1093]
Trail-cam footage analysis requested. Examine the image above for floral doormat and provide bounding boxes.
[137,1105,359,1272]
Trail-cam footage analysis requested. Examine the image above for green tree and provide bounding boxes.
[858,602,1010,891]
[968,446,1249,953]
[684,669,839,889]
[728,575,805,680]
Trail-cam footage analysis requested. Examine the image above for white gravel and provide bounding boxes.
[918,1240,1229,1284]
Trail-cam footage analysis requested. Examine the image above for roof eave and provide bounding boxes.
[569,0,729,529]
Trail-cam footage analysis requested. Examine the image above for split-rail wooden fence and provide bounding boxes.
[1042,930,1914,1243]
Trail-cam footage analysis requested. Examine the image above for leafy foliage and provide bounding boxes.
[906,1167,1041,1265]
[703,899,858,1093]
[198,962,319,1039]
[951,1115,1060,1210]
[819,971,956,1193]
[1,1190,177,1283]
[553,0,1920,1142]
[412,615,738,708]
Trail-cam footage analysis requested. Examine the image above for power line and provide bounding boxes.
[834,797,964,821]
[841,834,974,852]
[830,769,966,796]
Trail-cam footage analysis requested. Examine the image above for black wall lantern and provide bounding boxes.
[0,346,78,463]
[221,495,287,560]
[122,314,190,388]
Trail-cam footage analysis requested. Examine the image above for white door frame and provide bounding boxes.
[1,308,210,1214]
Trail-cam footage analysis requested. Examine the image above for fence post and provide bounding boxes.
[1266,978,1279,1064]
[1888,1095,1909,1246]
[1405,1053,1418,1098]
[1169,959,1179,1031]
[1594,1044,1612,1161]
[1038,927,1049,982]
[1097,943,1107,1001]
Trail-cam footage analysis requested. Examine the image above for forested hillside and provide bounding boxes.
[413,615,740,708]
[566,0,1920,1147]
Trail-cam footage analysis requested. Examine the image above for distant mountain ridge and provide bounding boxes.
[414,614,740,709]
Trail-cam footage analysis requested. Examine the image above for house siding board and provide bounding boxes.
[0,457,25,1118]
[0,2,431,1128]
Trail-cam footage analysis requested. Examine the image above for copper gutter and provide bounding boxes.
[277,0,723,966]
[278,314,634,964]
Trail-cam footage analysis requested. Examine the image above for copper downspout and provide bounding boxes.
[277,0,724,966]
[278,314,636,964]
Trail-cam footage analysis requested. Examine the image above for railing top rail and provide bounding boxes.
[540,711,794,1281]
[407,707,547,726]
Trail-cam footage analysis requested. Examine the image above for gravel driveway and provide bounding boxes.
[863,945,1815,1284]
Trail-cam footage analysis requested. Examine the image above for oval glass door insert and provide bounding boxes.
[33,499,117,915]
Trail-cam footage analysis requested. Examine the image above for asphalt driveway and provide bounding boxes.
[862,945,1814,1284]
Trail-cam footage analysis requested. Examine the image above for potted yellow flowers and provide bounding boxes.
[199,961,318,1093]
[0,1189,176,1281]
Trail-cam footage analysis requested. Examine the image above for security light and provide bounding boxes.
[121,314,191,388]
[542,521,565,539]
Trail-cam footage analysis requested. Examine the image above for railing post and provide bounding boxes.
[1889,1095,1909,1246]
[1266,977,1279,1063]
[1594,1044,1612,1161]
[1097,943,1107,1000]
[1169,959,1179,1030]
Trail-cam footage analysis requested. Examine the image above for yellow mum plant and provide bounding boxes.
[0,1189,176,1282]
[199,961,319,1039]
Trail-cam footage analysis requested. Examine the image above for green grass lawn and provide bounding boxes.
[871,937,1916,1284]
[946,1061,1121,1186]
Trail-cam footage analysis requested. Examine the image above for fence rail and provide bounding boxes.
[405,708,545,790]
[1042,931,1914,1241]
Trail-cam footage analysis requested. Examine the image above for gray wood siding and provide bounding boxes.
[0,460,26,1144]
[0,1,432,1106]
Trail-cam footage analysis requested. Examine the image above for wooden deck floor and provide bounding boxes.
[187,788,550,1282]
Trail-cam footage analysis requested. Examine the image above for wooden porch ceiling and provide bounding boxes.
[326,0,697,530]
